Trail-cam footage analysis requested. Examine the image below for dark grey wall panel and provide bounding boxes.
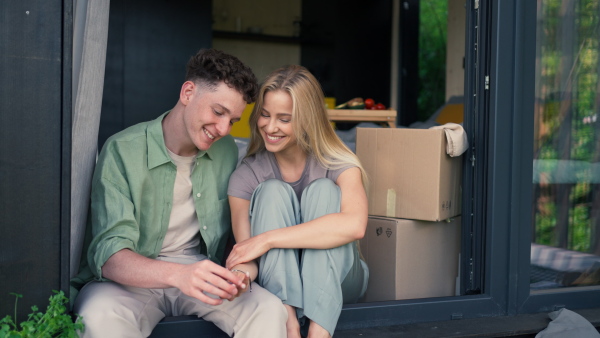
[301,0,392,111]
[299,0,336,96]
[0,1,65,318]
[99,0,212,149]
[397,0,419,126]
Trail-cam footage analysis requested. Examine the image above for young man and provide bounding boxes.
[71,49,287,337]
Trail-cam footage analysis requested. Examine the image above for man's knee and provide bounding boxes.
[250,290,288,323]
[76,295,125,336]
[74,283,163,337]
[78,293,130,322]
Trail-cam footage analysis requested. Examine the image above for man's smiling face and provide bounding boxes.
[182,81,246,151]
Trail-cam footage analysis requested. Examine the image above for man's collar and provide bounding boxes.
[147,111,214,169]
[147,112,171,169]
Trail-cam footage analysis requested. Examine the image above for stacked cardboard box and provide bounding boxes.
[356,128,463,302]
[357,128,462,222]
[360,216,461,302]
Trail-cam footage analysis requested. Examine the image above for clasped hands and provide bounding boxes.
[176,235,269,305]
[175,259,251,306]
[225,233,271,270]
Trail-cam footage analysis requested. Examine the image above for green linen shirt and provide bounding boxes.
[70,112,238,296]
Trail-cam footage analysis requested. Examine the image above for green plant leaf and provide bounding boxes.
[1,291,84,338]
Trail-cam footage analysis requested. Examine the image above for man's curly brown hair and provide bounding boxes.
[185,49,258,104]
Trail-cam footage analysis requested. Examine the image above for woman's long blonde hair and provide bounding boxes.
[246,65,368,188]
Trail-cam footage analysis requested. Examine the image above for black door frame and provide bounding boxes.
[340,0,599,329]
[338,0,530,328]
[42,0,599,329]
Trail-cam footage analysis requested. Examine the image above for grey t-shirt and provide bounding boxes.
[228,150,354,202]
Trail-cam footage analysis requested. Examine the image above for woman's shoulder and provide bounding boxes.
[308,153,356,171]
[308,154,357,182]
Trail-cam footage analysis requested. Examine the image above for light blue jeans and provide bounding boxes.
[249,178,369,336]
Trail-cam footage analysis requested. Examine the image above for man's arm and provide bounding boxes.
[92,136,246,305]
[102,249,246,305]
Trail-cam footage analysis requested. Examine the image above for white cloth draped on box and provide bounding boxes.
[430,123,469,157]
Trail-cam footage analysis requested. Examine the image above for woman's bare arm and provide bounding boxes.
[226,167,367,268]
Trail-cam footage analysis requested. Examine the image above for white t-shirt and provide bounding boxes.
[160,149,201,256]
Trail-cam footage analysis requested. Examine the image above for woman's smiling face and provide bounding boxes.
[257,90,299,155]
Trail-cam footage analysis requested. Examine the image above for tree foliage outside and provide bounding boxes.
[418,0,447,122]
[534,0,600,255]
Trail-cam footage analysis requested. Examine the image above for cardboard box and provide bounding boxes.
[360,216,461,302]
[356,128,462,221]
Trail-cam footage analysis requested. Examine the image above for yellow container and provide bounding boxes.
[230,103,254,138]
[325,97,336,109]
[325,97,337,129]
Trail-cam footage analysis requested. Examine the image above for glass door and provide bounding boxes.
[531,0,600,292]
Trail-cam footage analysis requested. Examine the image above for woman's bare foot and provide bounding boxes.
[307,320,331,338]
[284,304,301,338]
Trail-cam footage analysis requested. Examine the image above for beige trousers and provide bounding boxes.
[73,254,287,338]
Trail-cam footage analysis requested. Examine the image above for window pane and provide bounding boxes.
[532,0,600,290]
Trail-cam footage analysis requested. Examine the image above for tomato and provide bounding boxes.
[365,98,375,109]
[375,103,386,110]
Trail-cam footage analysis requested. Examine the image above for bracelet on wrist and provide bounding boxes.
[230,269,252,292]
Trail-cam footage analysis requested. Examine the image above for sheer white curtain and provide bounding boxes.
[71,0,110,277]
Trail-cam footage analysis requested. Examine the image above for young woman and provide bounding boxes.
[226,65,369,338]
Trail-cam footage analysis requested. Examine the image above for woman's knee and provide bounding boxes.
[300,178,341,220]
[306,177,338,192]
[251,180,297,212]
[254,179,294,201]
[250,179,300,232]
[303,178,339,199]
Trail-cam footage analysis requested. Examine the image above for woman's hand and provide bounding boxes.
[226,233,271,269]
[228,267,252,300]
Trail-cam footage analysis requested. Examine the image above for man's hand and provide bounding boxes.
[102,249,247,306]
[172,259,246,305]
[228,268,252,300]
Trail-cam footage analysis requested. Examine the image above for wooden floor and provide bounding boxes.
[151,307,600,337]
